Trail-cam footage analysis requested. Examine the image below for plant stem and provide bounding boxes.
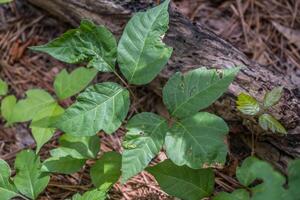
[251,131,255,156]
[113,71,138,104]
[19,194,30,200]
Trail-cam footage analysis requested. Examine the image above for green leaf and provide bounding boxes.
[117,0,172,85]
[121,112,168,182]
[259,113,287,134]
[221,157,300,200]
[90,152,121,188]
[165,112,229,169]
[55,82,130,136]
[11,89,55,123]
[236,157,285,200]
[71,188,107,200]
[0,79,8,96]
[31,20,117,72]
[146,159,214,200]
[0,159,19,200]
[163,67,240,119]
[263,86,283,108]
[1,95,16,125]
[236,93,260,115]
[0,0,13,4]
[56,133,100,159]
[32,127,55,154]
[54,67,97,100]
[14,150,50,199]
[284,159,300,199]
[42,134,99,174]
[30,103,64,153]
[42,156,85,174]
[213,189,250,200]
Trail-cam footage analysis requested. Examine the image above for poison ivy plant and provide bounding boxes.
[263,86,283,108]
[42,156,86,174]
[54,67,97,100]
[236,157,286,200]
[0,159,19,200]
[213,189,250,200]
[90,152,121,188]
[14,150,50,199]
[54,82,130,136]
[30,103,64,153]
[30,20,117,72]
[284,159,300,199]
[3,1,293,200]
[236,87,286,134]
[163,67,240,119]
[71,188,107,200]
[70,183,111,200]
[42,133,100,174]
[259,113,286,134]
[0,79,8,96]
[121,112,168,182]
[165,112,229,169]
[147,159,214,200]
[0,150,49,200]
[11,89,55,123]
[214,157,300,200]
[1,95,16,126]
[117,0,172,85]
[236,93,260,115]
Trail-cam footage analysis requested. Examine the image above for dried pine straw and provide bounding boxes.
[1,0,299,199]
[174,0,300,85]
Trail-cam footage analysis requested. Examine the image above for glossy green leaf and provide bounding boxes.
[14,150,50,199]
[30,103,64,153]
[236,93,260,115]
[90,152,121,188]
[213,189,249,200]
[117,0,172,85]
[121,112,168,183]
[42,156,85,174]
[55,82,130,136]
[55,133,100,159]
[146,159,214,200]
[71,188,107,200]
[236,157,285,200]
[259,113,287,134]
[1,95,16,125]
[163,67,240,119]
[0,159,19,200]
[0,79,8,96]
[263,86,283,108]
[11,89,55,123]
[165,112,228,169]
[31,20,117,72]
[54,67,97,100]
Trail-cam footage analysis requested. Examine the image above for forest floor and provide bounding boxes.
[0,0,299,199]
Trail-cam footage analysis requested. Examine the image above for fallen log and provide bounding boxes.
[26,0,299,172]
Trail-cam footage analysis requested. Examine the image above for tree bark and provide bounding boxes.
[27,0,299,171]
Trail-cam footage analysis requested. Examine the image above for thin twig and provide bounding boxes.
[113,71,138,112]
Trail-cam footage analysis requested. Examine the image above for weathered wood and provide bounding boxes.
[27,0,300,171]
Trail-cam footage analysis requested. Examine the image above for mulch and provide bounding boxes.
[0,0,299,199]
